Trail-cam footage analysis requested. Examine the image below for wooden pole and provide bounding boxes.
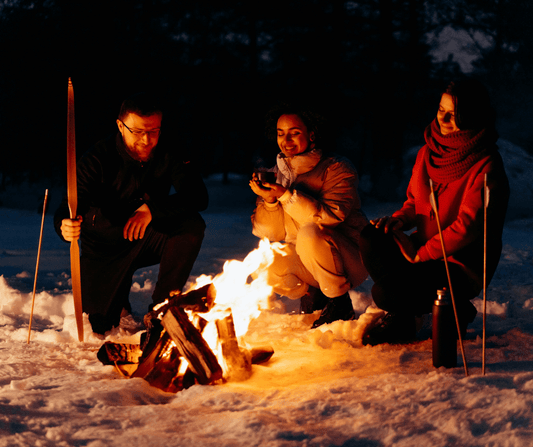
[67,78,84,342]
[482,173,489,375]
[429,179,469,377]
[27,189,49,344]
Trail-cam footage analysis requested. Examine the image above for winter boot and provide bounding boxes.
[311,292,355,328]
[89,313,115,336]
[119,310,145,334]
[300,286,329,314]
[362,313,417,346]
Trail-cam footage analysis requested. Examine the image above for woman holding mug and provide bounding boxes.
[250,103,369,328]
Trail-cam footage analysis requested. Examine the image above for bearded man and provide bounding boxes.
[54,92,208,335]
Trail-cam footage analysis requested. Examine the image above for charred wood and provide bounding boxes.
[132,331,172,379]
[144,283,216,327]
[97,342,143,365]
[250,346,275,364]
[132,331,195,393]
[162,307,223,385]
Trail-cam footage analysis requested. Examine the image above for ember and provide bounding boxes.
[98,239,277,392]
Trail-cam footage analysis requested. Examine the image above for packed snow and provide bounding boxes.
[0,140,532,447]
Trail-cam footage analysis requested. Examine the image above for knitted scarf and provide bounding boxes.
[424,118,498,184]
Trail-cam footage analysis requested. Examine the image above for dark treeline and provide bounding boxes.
[0,0,531,201]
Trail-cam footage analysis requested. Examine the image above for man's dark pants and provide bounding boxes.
[80,212,206,334]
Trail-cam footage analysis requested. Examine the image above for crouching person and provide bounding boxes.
[54,92,208,336]
[360,79,509,346]
[249,103,368,328]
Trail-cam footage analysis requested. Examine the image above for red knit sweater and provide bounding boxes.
[393,145,509,294]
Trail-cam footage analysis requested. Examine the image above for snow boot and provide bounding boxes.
[300,286,329,314]
[119,312,145,334]
[89,313,115,336]
[311,292,355,328]
[362,313,417,346]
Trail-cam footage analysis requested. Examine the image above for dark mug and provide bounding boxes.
[256,171,276,185]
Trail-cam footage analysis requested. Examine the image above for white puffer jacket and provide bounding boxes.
[252,148,368,247]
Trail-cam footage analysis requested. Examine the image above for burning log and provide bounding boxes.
[132,331,172,378]
[132,331,195,393]
[161,307,223,385]
[97,270,276,393]
[140,283,214,359]
[142,344,185,393]
[146,283,216,321]
[216,313,252,381]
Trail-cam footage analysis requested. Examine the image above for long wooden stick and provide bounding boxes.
[429,179,469,376]
[482,173,489,375]
[67,77,84,342]
[27,189,49,344]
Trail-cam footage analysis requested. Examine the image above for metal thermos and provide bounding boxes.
[432,288,457,368]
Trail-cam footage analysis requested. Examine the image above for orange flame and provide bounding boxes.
[188,238,278,351]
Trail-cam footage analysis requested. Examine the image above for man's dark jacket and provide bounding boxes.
[54,133,208,248]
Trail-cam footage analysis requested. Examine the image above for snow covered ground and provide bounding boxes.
[0,140,532,447]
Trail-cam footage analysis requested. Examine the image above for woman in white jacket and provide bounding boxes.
[250,104,368,327]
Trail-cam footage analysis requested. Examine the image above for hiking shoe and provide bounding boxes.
[311,292,355,328]
[300,286,329,314]
[119,312,145,334]
[362,313,416,346]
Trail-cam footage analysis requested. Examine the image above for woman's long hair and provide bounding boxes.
[444,79,496,131]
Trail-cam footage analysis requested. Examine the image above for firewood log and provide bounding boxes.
[216,313,252,381]
[132,331,195,393]
[161,307,223,385]
[144,283,216,328]
[132,331,172,379]
[250,346,275,364]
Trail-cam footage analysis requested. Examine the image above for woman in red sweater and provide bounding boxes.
[360,79,510,346]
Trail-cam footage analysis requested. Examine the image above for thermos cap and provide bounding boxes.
[434,288,451,306]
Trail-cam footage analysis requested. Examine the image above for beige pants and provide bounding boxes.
[265,223,368,299]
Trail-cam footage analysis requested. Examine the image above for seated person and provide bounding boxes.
[360,79,510,345]
[249,103,368,328]
[55,92,208,335]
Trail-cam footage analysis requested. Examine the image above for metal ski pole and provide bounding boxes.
[429,179,469,377]
[483,173,489,375]
[27,189,49,344]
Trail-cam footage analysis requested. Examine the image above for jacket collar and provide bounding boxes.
[277,148,323,183]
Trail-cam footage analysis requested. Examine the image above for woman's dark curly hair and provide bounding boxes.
[443,79,496,130]
[264,102,329,151]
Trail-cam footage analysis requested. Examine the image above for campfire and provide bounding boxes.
[98,238,280,393]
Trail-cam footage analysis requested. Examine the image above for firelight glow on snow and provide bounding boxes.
[0,140,532,446]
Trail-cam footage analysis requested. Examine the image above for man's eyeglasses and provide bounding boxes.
[120,120,161,139]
